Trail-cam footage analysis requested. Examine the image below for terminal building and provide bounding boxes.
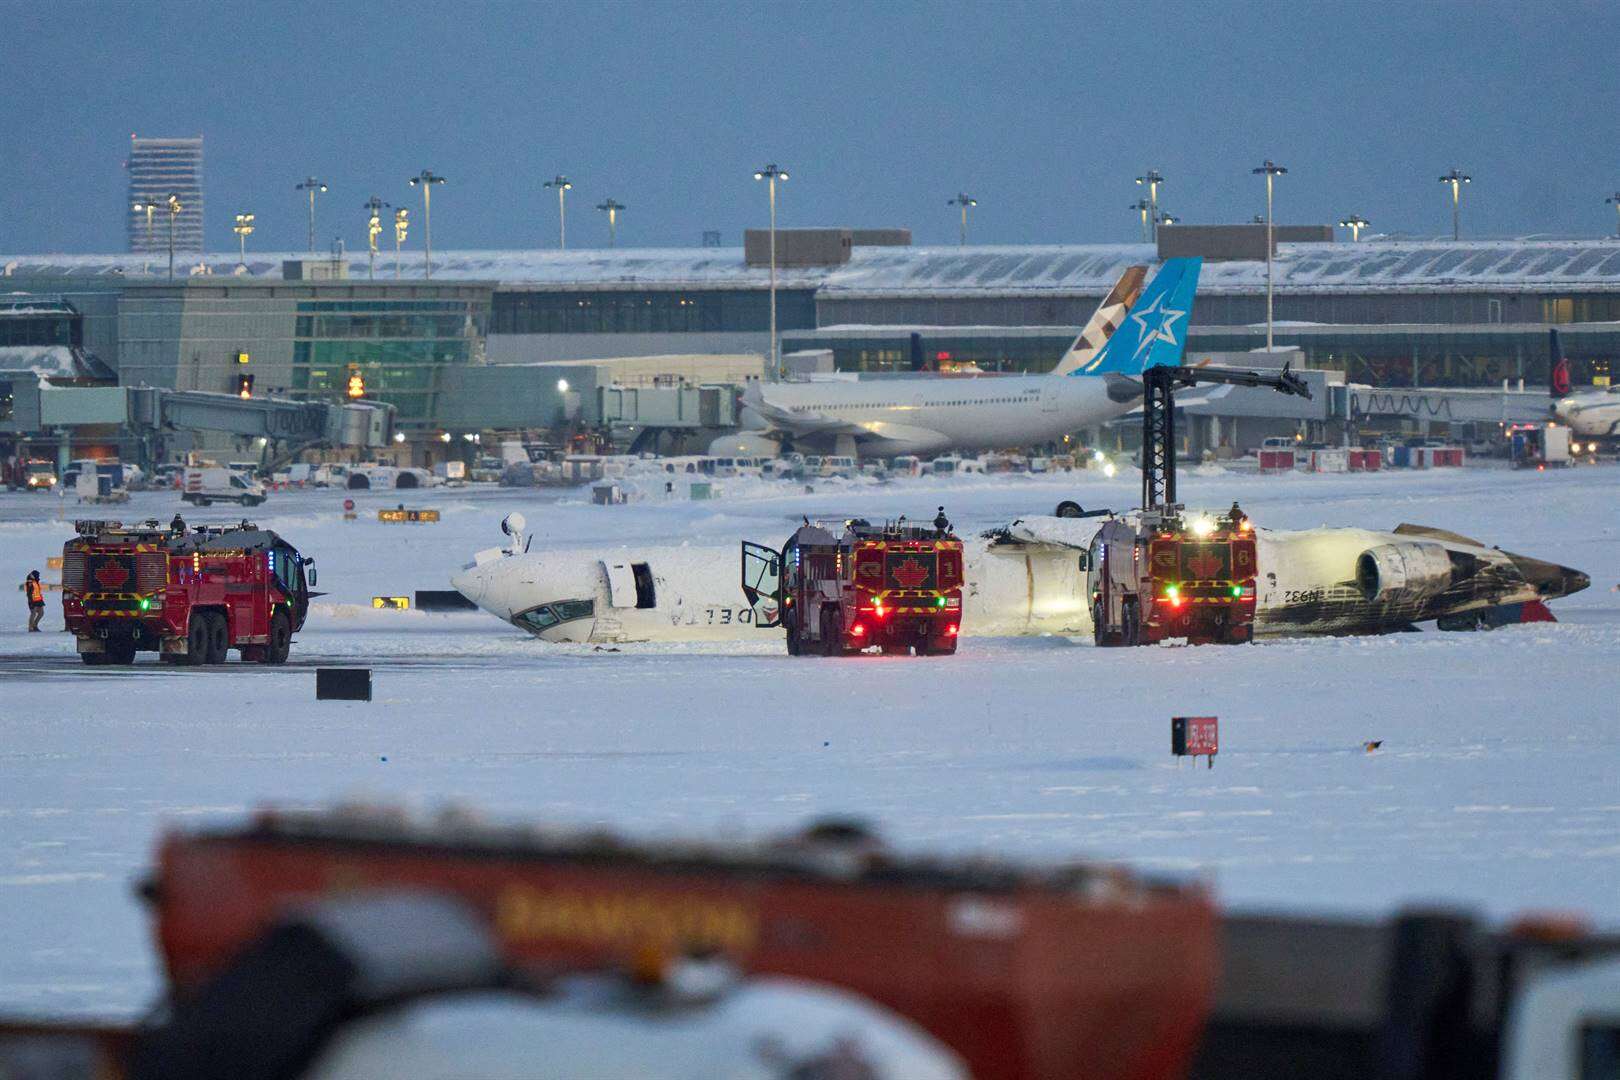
[2,224,1616,461]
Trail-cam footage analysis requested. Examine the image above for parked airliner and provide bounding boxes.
[733,259,1201,458]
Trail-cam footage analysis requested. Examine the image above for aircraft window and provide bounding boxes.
[513,599,595,632]
[514,606,559,631]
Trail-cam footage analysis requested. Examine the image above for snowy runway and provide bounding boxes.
[1,466,1617,1016]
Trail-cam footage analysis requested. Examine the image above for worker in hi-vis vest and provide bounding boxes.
[24,570,45,632]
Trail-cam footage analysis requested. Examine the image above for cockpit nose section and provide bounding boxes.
[451,562,490,607]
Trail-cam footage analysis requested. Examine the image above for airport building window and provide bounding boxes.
[492,289,816,335]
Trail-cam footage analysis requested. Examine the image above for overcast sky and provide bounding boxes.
[2,0,1617,255]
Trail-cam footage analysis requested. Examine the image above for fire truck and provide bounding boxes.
[742,516,964,656]
[1087,361,1309,647]
[61,519,315,666]
[1086,505,1259,645]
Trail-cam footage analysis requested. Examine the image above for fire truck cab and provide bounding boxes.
[742,518,964,656]
[1085,504,1258,646]
[62,519,314,666]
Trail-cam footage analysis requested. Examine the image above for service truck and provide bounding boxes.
[182,466,267,506]
[61,518,314,665]
[743,516,964,656]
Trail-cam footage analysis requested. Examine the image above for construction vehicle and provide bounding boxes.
[1087,362,1310,647]
[61,519,314,666]
[742,514,964,656]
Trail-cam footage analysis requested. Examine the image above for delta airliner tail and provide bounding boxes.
[1069,257,1202,377]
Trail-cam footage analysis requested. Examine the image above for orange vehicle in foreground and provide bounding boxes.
[147,809,1218,1080]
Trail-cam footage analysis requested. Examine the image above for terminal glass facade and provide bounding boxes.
[493,289,816,335]
[291,298,483,423]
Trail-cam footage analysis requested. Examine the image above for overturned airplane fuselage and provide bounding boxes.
[450,516,1587,645]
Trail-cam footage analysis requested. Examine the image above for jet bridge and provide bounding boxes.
[126,388,394,448]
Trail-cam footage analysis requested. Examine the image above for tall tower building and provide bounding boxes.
[127,135,204,253]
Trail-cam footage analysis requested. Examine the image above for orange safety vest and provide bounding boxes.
[25,579,43,605]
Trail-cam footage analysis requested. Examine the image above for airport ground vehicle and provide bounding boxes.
[6,808,1618,1080]
[1086,506,1259,645]
[1510,423,1571,468]
[743,517,964,656]
[17,457,57,490]
[61,519,313,665]
[182,466,267,506]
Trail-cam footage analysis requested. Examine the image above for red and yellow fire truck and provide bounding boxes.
[1085,504,1258,646]
[61,519,315,666]
[742,515,964,656]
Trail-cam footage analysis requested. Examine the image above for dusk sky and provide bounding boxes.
[2,0,1617,255]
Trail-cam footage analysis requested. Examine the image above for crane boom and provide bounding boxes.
[1141,363,1312,508]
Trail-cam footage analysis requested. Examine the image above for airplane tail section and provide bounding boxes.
[1049,266,1147,376]
[1549,328,1571,397]
[1069,257,1202,376]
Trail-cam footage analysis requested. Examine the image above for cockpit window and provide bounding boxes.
[513,599,595,633]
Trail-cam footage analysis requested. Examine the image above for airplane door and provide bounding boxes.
[740,541,782,628]
[1040,382,1060,412]
[602,561,638,608]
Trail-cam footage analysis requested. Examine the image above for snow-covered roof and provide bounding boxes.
[4,237,1620,294]
[0,345,85,378]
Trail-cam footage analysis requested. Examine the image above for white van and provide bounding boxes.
[819,455,857,478]
[889,455,923,478]
[183,467,266,507]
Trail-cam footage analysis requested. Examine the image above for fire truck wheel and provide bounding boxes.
[204,613,230,664]
[196,497,212,507]
[1122,601,1141,647]
[820,608,842,657]
[184,615,210,666]
[785,620,801,656]
[265,611,291,664]
[1092,600,1115,647]
[105,637,137,665]
[80,650,109,666]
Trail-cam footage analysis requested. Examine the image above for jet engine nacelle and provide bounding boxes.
[1355,542,1453,603]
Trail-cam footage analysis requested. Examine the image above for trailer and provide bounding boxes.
[61,519,315,665]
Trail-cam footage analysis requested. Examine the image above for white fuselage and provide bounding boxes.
[1554,388,1620,439]
[452,516,1579,645]
[747,375,1131,457]
[451,537,1091,644]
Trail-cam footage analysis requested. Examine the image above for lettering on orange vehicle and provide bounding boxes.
[495,887,759,954]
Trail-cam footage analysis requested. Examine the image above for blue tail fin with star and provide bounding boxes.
[1069,257,1202,376]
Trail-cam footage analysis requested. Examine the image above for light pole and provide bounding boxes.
[1135,170,1165,241]
[595,198,626,247]
[544,175,572,249]
[393,208,409,279]
[295,177,327,253]
[164,193,183,281]
[1338,214,1370,242]
[1252,159,1287,353]
[133,199,158,273]
[1159,213,1179,227]
[1438,168,1470,240]
[1607,193,1620,238]
[948,193,977,246]
[754,163,789,378]
[408,170,446,278]
[363,196,385,280]
[233,212,255,268]
[1129,199,1153,242]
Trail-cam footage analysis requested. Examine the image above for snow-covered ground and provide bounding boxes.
[1,464,1617,1018]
